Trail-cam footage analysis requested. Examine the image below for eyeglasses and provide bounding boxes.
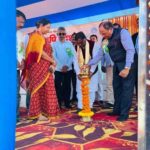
[58,33,66,36]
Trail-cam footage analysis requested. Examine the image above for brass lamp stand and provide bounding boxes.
[78,67,94,122]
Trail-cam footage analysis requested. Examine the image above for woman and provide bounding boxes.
[24,18,60,121]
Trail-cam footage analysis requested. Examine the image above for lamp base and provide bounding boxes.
[81,116,93,122]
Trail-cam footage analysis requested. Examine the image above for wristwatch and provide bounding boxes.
[125,67,130,70]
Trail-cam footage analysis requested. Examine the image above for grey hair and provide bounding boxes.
[57,27,66,31]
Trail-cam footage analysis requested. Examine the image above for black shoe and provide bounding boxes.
[76,108,82,113]
[107,103,114,107]
[107,112,120,116]
[102,102,114,109]
[97,101,104,107]
[71,98,78,102]
[91,108,97,113]
[70,100,77,107]
[117,115,128,122]
[65,105,72,109]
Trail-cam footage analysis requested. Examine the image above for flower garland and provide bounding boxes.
[78,77,94,118]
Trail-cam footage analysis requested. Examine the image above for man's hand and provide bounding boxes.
[89,71,93,78]
[78,74,82,81]
[119,68,130,78]
[61,66,68,72]
[81,64,90,69]
[80,64,90,71]
[101,66,106,73]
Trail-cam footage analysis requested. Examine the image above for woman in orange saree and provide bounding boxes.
[24,19,60,121]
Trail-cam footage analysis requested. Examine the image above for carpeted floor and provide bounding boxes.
[16,103,137,150]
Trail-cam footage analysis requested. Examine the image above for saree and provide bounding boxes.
[25,31,60,119]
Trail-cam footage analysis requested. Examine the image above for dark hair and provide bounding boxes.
[75,32,86,40]
[71,32,76,37]
[16,10,26,20]
[36,18,50,28]
[99,21,113,30]
[90,34,98,40]
[113,23,121,28]
[58,27,66,31]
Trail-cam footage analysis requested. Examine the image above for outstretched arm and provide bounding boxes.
[88,47,103,66]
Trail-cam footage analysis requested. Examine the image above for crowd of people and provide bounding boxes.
[16,10,139,122]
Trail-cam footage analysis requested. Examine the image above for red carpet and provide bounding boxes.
[16,105,137,150]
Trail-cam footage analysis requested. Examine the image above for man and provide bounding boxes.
[70,33,78,104]
[16,10,26,122]
[85,21,136,121]
[90,34,98,42]
[100,23,121,108]
[75,32,99,111]
[113,23,121,29]
[90,34,105,106]
[71,32,77,46]
[52,27,79,109]
[101,38,114,109]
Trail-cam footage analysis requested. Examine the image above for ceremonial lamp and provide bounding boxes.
[78,65,94,122]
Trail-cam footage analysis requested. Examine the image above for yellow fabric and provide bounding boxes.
[26,31,45,63]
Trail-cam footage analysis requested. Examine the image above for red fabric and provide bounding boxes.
[28,74,60,118]
[28,38,60,118]
[21,52,39,84]
[28,38,51,93]
[26,52,39,69]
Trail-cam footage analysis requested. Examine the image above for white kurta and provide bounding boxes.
[76,42,100,109]
[17,30,25,64]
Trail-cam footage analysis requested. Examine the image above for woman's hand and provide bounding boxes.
[49,58,55,64]
[49,65,55,73]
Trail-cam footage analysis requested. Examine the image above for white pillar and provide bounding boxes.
[138,0,148,149]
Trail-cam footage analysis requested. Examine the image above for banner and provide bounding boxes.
[22,14,138,44]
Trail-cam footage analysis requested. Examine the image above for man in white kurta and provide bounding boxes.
[74,32,99,110]
[16,10,26,122]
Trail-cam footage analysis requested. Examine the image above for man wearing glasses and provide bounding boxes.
[52,27,80,109]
